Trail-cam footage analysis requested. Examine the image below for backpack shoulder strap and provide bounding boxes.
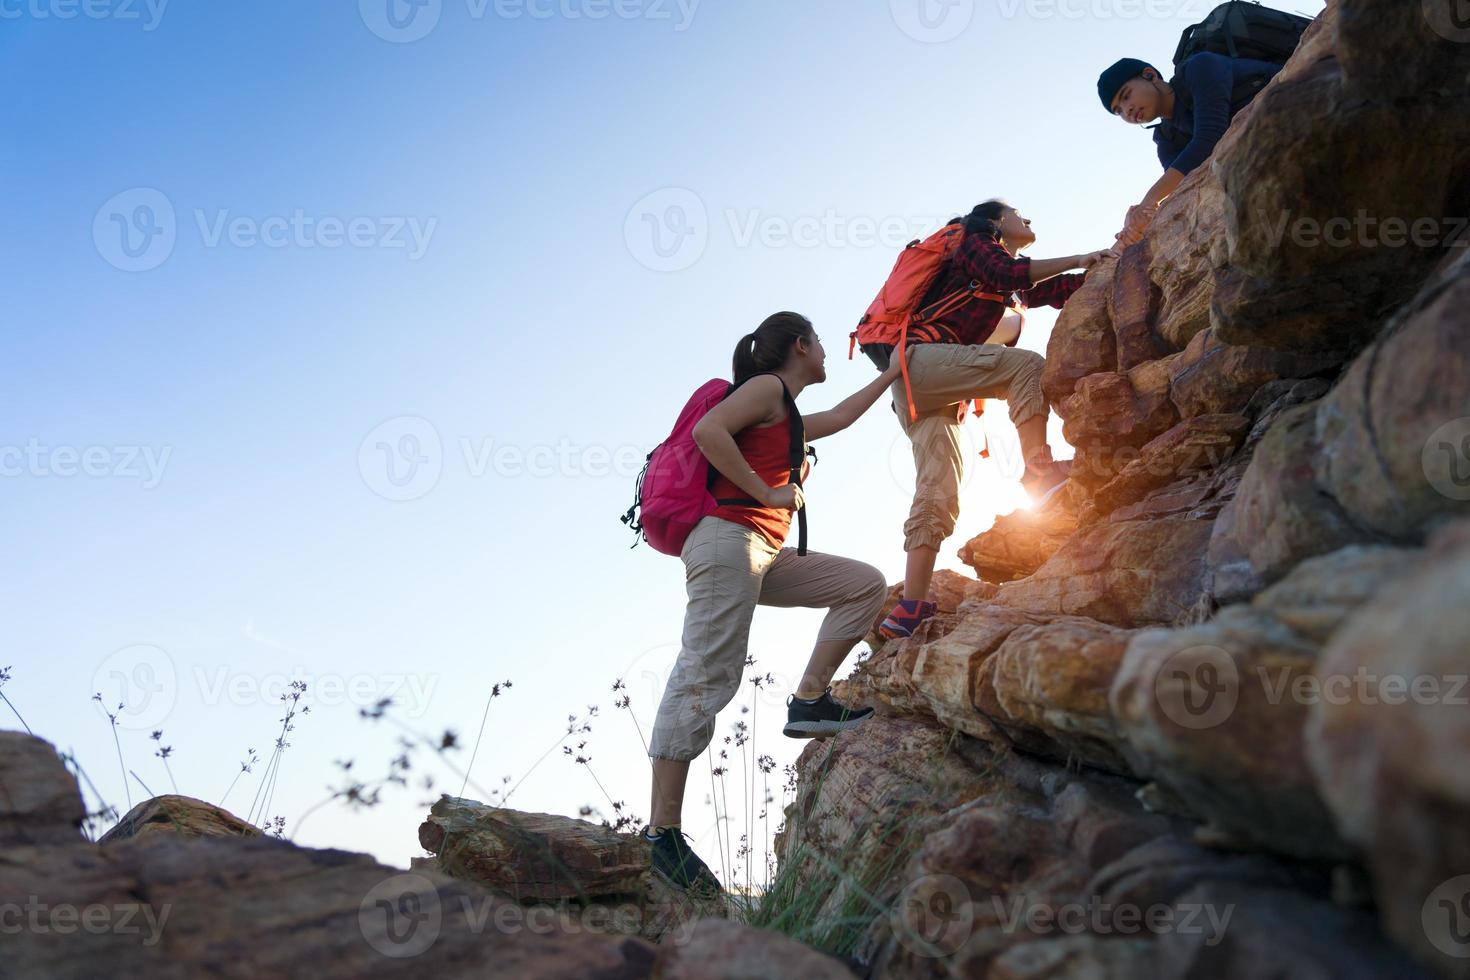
[1227,69,1272,107]
[776,380,810,557]
[1155,61,1270,157]
[714,374,811,556]
[1172,56,1271,116]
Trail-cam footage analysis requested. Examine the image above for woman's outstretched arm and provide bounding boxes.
[957,237,1110,288]
[804,360,902,441]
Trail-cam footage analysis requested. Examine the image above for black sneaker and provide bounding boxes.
[645,826,723,894]
[782,688,874,739]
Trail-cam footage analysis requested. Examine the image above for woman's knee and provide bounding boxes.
[1010,348,1045,380]
[848,562,889,606]
[859,565,890,615]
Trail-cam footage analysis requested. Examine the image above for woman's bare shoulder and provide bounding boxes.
[728,374,788,425]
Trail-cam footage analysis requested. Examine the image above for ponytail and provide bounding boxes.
[732,333,761,386]
[731,312,814,384]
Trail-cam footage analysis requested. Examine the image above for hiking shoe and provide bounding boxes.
[1021,459,1072,509]
[783,688,874,739]
[645,826,723,895]
[879,598,937,640]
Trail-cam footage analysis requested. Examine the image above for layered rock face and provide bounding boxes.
[783,2,1470,976]
[416,796,724,944]
[0,732,857,978]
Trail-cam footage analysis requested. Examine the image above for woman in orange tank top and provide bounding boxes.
[642,312,901,894]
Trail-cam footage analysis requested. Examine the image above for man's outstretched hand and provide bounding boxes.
[1115,203,1159,247]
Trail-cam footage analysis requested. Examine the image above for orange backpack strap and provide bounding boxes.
[972,399,989,458]
[899,318,918,422]
[912,284,1008,330]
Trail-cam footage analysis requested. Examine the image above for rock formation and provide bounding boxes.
[98,794,263,844]
[3,2,1466,978]
[416,796,725,944]
[0,731,858,978]
[779,1,1470,976]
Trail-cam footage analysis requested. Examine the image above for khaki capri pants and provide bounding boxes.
[894,343,1048,552]
[648,516,889,762]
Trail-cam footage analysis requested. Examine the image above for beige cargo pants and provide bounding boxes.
[894,343,1048,552]
[648,516,889,762]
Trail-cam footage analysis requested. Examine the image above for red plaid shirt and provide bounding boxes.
[916,233,1086,347]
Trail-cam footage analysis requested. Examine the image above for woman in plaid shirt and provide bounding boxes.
[876,200,1114,639]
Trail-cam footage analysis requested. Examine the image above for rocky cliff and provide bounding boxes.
[4,2,1467,978]
[780,1,1470,976]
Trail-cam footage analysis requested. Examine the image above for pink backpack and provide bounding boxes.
[622,376,808,557]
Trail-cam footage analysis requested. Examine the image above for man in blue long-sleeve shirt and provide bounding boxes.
[1098,53,1282,244]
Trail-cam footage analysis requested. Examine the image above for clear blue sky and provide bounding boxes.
[2,0,1323,871]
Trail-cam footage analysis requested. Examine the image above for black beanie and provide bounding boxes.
[1097,58,1157,112]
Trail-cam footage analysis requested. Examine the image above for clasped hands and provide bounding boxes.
[1114,202,1159,248]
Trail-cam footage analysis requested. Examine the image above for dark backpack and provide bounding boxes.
[1154,1,1313,159]
[1172,0,1313,66]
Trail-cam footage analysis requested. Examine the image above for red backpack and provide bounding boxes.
[622,375,809,557]
[849,221,1013,432]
